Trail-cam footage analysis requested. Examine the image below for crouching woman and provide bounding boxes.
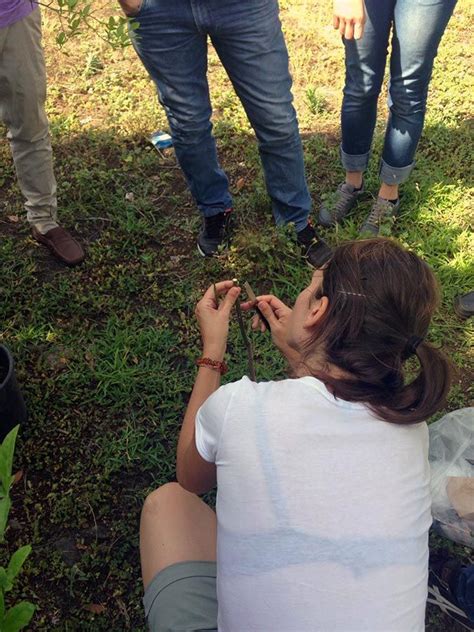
[140,238,451,631]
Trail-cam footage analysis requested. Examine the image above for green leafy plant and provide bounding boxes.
[39,0,138,48]
[0,427,35,632]
[306,87,329,115]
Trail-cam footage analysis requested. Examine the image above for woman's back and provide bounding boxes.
[196,376,431,631]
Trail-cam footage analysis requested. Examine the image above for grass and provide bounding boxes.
[0,1,473,629]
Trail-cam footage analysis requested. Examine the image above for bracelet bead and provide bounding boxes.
[196,357,228,375]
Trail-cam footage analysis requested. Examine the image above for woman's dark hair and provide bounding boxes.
[304,238,452,424]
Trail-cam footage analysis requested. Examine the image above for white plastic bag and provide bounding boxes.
[429,407,474,547]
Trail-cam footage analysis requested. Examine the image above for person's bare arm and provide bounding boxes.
[177,281,240,495]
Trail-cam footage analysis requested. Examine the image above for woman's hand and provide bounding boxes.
[118,0,142,17]
[333,0,366,40]
[195,280,241,361]
[241,295,301,368]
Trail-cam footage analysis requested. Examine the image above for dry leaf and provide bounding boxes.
[84,604,106,615]
[235,177,246,191]
[12,470,23,485]
[7,215,19,223]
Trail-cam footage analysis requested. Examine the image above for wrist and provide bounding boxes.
[202,344,226,362]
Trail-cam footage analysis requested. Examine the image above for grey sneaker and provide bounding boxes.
[359,197,400,236]
[319,182,364,227]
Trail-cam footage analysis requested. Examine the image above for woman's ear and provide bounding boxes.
[304,296,329,330]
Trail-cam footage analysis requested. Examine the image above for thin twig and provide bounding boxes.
[235,301,256,381]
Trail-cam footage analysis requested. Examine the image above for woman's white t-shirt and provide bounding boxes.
[195,376,431,632]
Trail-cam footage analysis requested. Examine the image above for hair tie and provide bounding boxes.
[407,335,424,355]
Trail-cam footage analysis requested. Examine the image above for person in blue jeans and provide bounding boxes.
[429,551,474,628]
[118,0,332,267]
[320,0,457,235]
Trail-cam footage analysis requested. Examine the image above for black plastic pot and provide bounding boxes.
[0,345,27,442]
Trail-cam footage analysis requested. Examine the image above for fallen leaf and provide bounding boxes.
[12,470,23,484]
[84,604,106,615]
[235,177,246,191]
[7,215,19,223]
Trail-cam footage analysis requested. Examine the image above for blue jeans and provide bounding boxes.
[341,0,456,184]
[130,0,310,231]
[456,565,474,622]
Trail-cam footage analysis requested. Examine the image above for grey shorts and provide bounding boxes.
[143,561,217,632]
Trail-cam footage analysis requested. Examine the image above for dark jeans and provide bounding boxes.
[130,0,311,231]
[341,0,457,184]
[456,565,474,622]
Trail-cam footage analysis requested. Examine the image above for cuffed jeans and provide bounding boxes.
[0,8,58,233]
[130,0,311,231]
[341,0,457,185]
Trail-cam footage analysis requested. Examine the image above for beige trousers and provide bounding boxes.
[0,8,58,233]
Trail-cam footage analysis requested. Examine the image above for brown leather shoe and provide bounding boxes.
[32,226,85,266]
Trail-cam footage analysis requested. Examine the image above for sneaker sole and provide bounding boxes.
[454,296,473,320]
[197,242,206,257]
[197,241,228,258]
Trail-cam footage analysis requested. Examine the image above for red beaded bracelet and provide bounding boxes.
[196,357,228,375]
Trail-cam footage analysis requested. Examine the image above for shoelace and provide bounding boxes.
[333,186,357,218]
[365,199,393,228]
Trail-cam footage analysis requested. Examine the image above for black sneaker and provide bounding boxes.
[428,552,474,631]
[359,197,400,236]
[297,223,332,269]
[197,209,233,257]
[319,181,364,227]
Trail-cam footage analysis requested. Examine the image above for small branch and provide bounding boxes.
[235,301,256,382]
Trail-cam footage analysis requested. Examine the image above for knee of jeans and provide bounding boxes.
[167,117,213,146]
[388,82,428,118]
[343,81,380,106]
[254,112,301,147]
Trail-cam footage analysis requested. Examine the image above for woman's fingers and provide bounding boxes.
[339,18,346,36]
[333,15,340,29]
[257,301,278,329]
[354,21,364,39]
[241,295,287,314]
[218,286,241,315]
[344,20,354,40]
[202,280,236,301]
[240,300,256,312]
[251,313,268,333]
[254,295,289,311]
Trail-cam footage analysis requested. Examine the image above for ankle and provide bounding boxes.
[346,172,363,189]
[379,183,399,201]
